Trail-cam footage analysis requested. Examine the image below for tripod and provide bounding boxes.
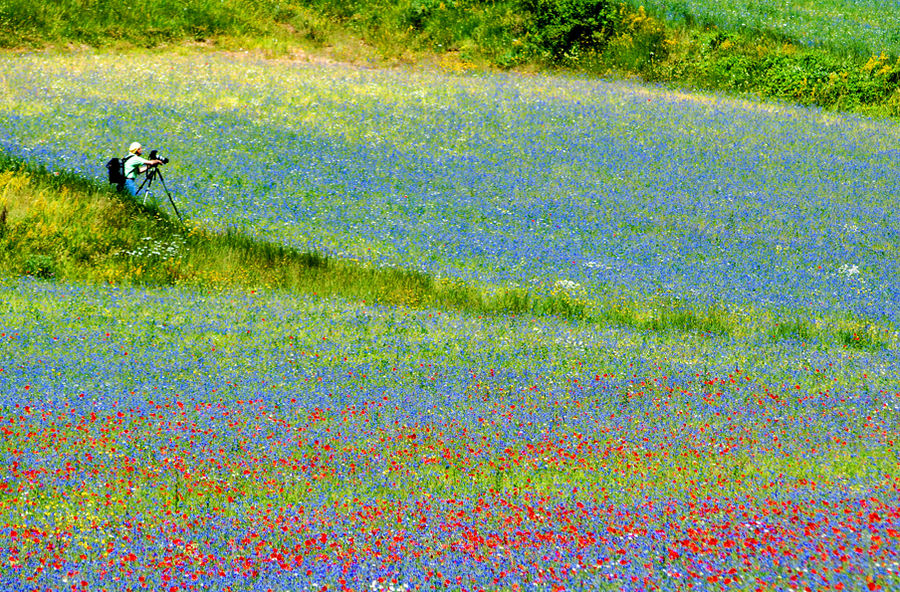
[135,165,183,223]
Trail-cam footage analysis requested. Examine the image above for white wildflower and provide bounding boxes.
[837,264,860,277]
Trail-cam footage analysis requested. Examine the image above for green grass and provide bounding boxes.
[2,0,899,117]
[1,153,895,354]
[631,0,900,58]
[0,154,588,315]
[0,0,276,48]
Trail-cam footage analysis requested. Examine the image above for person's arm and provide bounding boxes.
[137,157,163,174]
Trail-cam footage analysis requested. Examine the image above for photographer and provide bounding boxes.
[122,142,163,196]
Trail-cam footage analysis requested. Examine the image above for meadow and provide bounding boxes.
[1,278,898,591]
[635,0,900,57]
[0,49,898,591]
[2,52,900,324]
[5,0,900,120]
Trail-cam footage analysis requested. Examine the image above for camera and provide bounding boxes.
[148,149,170,165]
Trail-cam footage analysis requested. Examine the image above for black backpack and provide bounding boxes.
[106,154,133,186]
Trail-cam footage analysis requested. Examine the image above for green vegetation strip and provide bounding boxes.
[0,153,894,352]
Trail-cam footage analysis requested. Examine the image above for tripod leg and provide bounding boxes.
[155,171,183,223]
[135,172,154,204]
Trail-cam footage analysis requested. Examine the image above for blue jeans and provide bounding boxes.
[124,178,137,196]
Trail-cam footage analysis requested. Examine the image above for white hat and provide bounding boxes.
[129,142,142,153]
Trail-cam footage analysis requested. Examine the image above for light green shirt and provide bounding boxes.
[123,154,149,179]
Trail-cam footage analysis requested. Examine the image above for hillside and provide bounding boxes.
[0,72,894,352]
[1,0,899,117]
[1,4,899,591]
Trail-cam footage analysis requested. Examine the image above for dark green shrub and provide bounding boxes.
[704,53,757,90]
[402,0,443,30]
[519,0,619,60]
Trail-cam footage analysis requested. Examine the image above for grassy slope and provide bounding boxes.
[0,1,896,350]
[0,156,893,353]
[1,0,899,117]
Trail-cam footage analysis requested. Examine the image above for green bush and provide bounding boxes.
[519,0,619,60]
[401,0,443,30]
[656,29,900,115]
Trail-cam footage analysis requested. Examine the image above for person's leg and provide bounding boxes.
[124,178,137,196]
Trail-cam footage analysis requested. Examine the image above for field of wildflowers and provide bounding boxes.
[2,53,899,324]
[633,0,900,56]
[0,50,898,591]
[0,277,897,590]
